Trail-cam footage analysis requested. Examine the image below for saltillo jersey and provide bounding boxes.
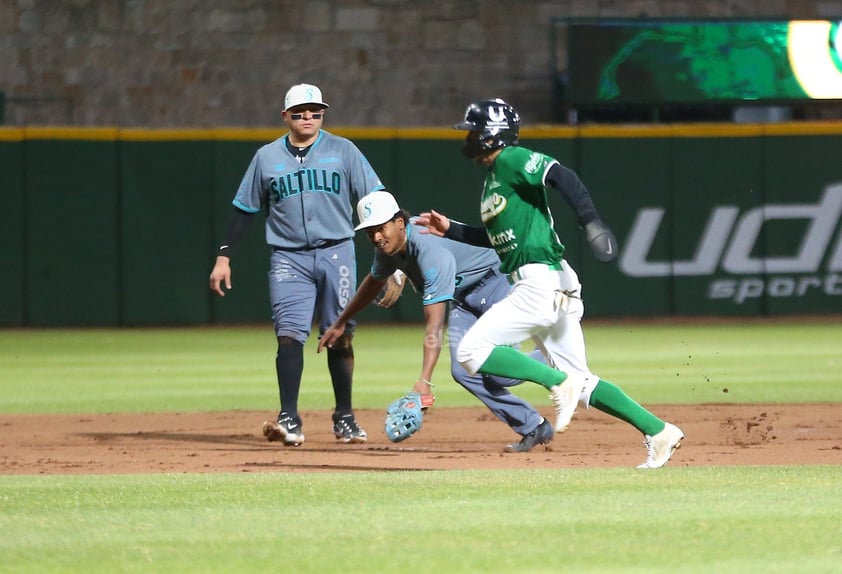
[233,130,385,250]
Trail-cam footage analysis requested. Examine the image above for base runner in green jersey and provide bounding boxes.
[414,99,683,468]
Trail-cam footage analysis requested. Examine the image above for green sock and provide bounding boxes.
[589,379,665,436]
[478,346,566,390]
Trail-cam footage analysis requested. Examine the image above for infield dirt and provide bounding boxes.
[1,404,839,474]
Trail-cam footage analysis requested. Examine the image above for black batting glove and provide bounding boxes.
[584,220,618,263]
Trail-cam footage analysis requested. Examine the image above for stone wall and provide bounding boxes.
[1,0,840,126]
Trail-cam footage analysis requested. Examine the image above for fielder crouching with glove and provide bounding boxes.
[318,191,565,451]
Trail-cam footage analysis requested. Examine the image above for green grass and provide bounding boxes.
[1,321,840,414]
[1,321,840,573]
[1,467,840,574]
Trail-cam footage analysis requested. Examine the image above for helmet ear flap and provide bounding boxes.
[462,133,488,159]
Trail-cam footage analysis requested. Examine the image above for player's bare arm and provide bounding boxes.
[414,209,451,236]
[317,274,386,352]
[210,208,255,296]
[413,301,446,399]
[209,256,232,296]
[419,302,446,379]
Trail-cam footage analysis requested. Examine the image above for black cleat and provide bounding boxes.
[332,411,368,444]
[504,418,554,453]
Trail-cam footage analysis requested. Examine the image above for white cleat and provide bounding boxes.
[637,422,684,469]
[549,375,584,433]
[262,416,305,447]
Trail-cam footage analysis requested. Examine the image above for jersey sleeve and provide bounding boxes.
[415,244,457,306]
[232,151,265,213]
[344,141,385,204]
[545,162,600,226]
[509,147,558,190]
[370,249,398,279]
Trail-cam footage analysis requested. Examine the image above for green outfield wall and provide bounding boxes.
[2,123,840,326]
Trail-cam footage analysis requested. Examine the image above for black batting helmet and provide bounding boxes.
[454,98,520,159]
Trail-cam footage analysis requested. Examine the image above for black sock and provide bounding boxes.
[327,343,354,414]
[276,336,304,417]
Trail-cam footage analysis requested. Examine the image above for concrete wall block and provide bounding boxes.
[815,1,842,16]
[205,7,267,33]
[423,0,479,21]
[336,6,379,31]
[0,0,18,32]
[381,8,423,49]
[423,19,484,51]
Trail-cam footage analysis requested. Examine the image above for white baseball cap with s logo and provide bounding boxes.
[355,191,401,230]
[284,84,330,111]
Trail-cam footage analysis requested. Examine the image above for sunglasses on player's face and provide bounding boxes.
[288,107,325,120]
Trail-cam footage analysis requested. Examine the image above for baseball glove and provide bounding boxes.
[376,270,407,309]
[384,391,424,442]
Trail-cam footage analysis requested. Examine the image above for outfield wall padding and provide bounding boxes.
[2,124,840,326]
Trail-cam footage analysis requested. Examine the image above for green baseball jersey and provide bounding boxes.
[480,146,566,273]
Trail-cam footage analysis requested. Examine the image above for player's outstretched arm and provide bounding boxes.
[415,210,492,248]
[414,209,451,236]
[417,301,446,385]
[317,273,386,352]
[319,323,346,353]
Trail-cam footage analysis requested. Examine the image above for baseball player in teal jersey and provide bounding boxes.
[415,99,683,468]
[318,191,556,452]
[209,83,386,447]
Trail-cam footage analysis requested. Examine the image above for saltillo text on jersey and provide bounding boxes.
[270,168,342,201]
[232,130,385,250]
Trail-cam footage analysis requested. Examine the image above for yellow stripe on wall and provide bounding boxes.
[119,128,219,141]
[0,128,24,141]
[671,123,765,138]
[579,125,673,138]
[521,126,579,139]
[1,122,842,141]
[763,122,842,136]
[23,127,119,140]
